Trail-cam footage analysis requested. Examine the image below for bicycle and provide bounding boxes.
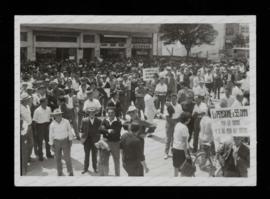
[191,142,223,177]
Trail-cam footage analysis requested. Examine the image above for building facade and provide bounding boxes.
[20,24,162,63]
[224,23,249,59]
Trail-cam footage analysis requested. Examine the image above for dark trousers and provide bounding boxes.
[26,125,34,161]
[187,118,194,142]
[135,97,145,112]
[53,138,73,176]
[36,122,51,158]
[165,119,176,154]
[32,126,39,156]
[66,108,79,137]
[156,95,166,114]
[205,83,213,94]
[78,110,84,134]
[123,162,144,176]
[21,134,28,175]
[83,139,98,171]
[193,117,201,153]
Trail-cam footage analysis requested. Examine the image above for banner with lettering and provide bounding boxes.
[210,107,249,137]
[142,67,159,81]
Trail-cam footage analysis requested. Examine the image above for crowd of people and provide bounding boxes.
[20,56,250,177]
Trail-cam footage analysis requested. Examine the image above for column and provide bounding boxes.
[126,35,132,58]
[77,33,83,63]
[77,49,83,62]
[27,31,35,61]
[157,33,163,56]
[95,33,100,58]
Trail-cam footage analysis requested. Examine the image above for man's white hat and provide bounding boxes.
[51,108,63,116]
[127,105,137,113]
[20,92,31,101]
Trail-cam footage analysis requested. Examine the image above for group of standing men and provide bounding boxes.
[20,57,250,177]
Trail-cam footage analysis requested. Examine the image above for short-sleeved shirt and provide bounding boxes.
[193,102,208,115]
[33,106,51,124]
[166,103,183,119]
[173,122,189,150]
[193,86,209,97]
[155,83,167,96]
[83,98,101,112]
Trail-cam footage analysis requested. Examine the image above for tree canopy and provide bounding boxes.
[159,24,218,57]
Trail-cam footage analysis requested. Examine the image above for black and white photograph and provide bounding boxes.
[15,15,256,186]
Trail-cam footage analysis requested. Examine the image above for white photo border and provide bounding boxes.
[14,15,256,186]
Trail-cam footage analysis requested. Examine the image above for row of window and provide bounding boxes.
[21,32,152,44]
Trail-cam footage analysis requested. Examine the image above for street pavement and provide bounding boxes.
[25,92,225,177]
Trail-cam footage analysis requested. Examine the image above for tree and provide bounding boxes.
[232,33,246,47]
[159,24,218,58]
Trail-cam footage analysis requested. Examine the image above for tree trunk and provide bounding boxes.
[185,46,191,61]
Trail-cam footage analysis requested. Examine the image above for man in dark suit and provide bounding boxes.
[217,136,250,177]
[80,107,102,174]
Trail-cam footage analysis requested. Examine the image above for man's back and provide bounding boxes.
[120,132,141,163]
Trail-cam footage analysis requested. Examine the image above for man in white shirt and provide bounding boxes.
[198,107,215,170]
[192,95,208,153]
[220,86,235,108]
[83,89,102,115]
[32,85,47,107]
[193,80,209,99]
[164,93,183,159]
[32,98,53,161]
[49,109,74,176]
[155,77,167,115]
[20,93,33,175]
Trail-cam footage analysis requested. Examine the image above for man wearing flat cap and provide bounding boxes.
[80,107,102,174]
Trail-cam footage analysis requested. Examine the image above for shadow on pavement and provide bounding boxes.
[26,157,55,176]
[149,135,166,144]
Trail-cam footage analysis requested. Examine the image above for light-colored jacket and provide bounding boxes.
[144,94,157,123]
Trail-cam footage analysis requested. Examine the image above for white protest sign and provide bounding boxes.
[210,107,249,137]
[69,56,75,60]
[142,67,159,81]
